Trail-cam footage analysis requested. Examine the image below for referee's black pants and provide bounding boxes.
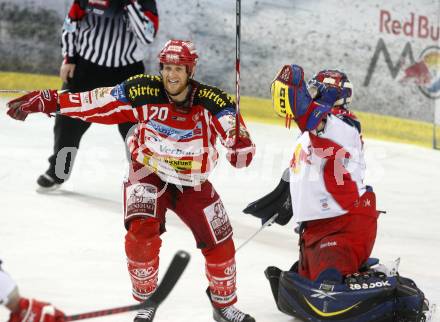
[45,57,144,183]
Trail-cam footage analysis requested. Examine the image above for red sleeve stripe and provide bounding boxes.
[144,11,159,34]
[68,2,86,21]
[64,103,133,119]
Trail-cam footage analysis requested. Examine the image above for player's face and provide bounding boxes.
[161,64,190,97]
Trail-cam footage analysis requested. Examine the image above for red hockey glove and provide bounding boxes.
[8,298,65,322]
[6,90,59,121]
[226,129,255,168]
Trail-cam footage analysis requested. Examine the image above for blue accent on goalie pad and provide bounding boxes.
[277,269,414,322]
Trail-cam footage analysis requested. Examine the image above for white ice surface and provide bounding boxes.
[1,108,440,321]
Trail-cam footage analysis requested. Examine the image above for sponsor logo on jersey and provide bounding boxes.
[159,145,202,156]
[126,74,161,82]
[198,87,233,108]
[93,87,113,99]
[110,84,129,103]
[290,143,312,174]
[128,84,160,100]
[143,155,201,172]
[147,120,201,140]
[163,158,194,171]
[215,107,235,119]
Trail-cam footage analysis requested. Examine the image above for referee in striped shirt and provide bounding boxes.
[37,0,159,190]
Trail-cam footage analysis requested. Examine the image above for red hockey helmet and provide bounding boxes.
[308,70,353,107]
[158,40,199,77]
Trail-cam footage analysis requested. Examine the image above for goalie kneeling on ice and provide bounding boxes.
[264,260,429,322]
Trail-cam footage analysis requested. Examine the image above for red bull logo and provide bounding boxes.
[401,46,440,98]
[364,39,440,100]
[364,9,440,99]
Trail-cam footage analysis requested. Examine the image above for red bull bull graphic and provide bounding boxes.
[401,46,440,99]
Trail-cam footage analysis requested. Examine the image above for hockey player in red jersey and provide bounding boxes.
[1,261,65,322]
[5,39,256,322]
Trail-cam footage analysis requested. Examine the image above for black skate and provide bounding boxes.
[206,288,255,322]
[36,173,63,192]
[133,306,157,322]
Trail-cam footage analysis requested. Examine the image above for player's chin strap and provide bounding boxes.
[235,213,279,253]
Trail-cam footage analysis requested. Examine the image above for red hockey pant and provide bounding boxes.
[123,167,237,307]
[299,191,378,281]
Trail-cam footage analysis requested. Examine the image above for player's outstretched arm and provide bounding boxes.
[6,84,139,125]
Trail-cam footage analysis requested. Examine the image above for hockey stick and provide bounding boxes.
[234,0,241,145]
[64,250,190,321]
[236,213,279,253]
[0,89,31,94]
[0,89,69,94]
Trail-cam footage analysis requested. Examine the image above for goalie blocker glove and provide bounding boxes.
[243,168,293,226]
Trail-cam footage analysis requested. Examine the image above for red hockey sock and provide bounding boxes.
[202,238,237,308]
[125,219,162,301]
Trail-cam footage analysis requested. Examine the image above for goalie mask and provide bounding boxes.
[308,69,353,108]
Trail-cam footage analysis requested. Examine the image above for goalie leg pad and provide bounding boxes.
[202,238,237,308]
[125,218,162,301]
[269,266,429,322]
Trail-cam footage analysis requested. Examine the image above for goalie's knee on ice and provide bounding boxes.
[125,218,162,261]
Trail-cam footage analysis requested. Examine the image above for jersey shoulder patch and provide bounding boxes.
[194,82,235,115]
[123,74,165,106]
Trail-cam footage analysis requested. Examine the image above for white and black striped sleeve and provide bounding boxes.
[61,1,87,64]
[125,0,159,45]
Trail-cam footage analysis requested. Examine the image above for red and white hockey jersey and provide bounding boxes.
[289,112,367,222]
[58,74,254,186]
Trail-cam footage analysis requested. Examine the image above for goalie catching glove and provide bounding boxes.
[271,64,341,131]
[6,90,59,121]
[8,298,65,322]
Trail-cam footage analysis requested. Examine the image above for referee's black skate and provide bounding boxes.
[206,288,255,322]
[133,306,157,322]
[36,173,63,192]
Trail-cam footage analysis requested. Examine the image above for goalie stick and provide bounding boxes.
[64,250,190,321]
